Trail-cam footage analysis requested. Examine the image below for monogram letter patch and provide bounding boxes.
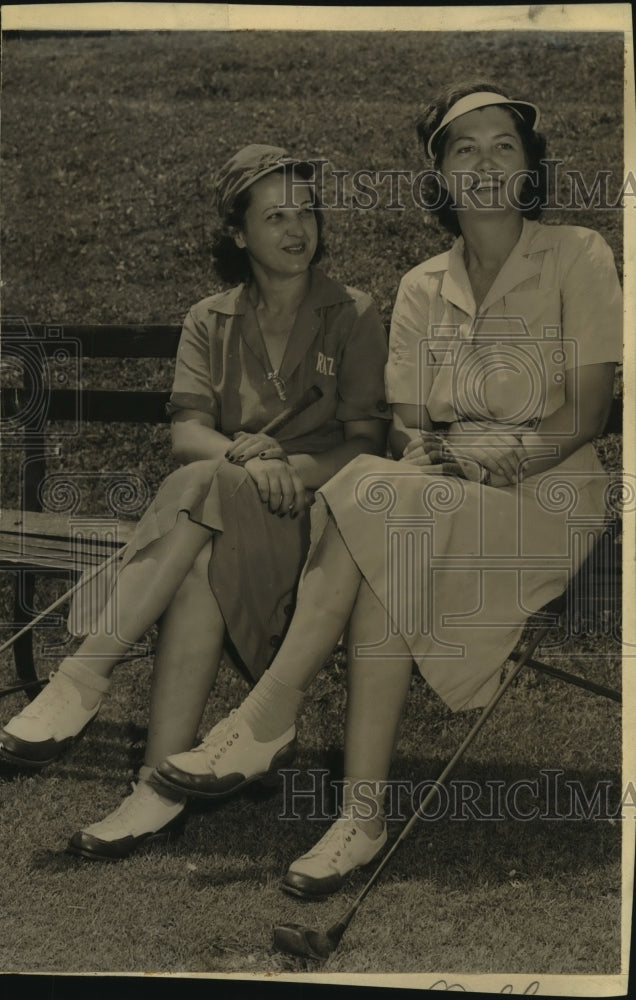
[316,352,336,376]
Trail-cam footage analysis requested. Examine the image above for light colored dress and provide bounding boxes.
[315,221,622,711]
[69,268,390,682]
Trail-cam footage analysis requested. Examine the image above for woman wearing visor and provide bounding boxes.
[0,144,390,858]
[155,84,622,896]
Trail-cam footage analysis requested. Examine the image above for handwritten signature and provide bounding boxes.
[428,981,540,994]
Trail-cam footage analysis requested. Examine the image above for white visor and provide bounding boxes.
[426,91,540,160]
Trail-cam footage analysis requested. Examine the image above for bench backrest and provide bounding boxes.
[1,320,181,425]
[1,318,624,513]
[1,319,181,512]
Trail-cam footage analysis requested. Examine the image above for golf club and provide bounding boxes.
[0,547,124,661]
[258,384,323,438]
[273,620,553,960]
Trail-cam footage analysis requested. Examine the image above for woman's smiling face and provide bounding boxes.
[440,105,529,214]
[234,170,319,279]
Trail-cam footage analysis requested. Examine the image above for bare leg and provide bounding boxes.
[281,581,412,896]
[156,515,366,785]
[0,512,217,761]
[343,579,413,835]
[267,517,363,689]
[65,540,230,854]
[144,540,225,766]
[75,512,214,677]
[219,516,364,744]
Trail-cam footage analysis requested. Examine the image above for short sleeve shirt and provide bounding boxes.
[386,221,623,426]
[168,267,390,454]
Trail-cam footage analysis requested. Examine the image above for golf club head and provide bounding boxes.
[272,921,344,960]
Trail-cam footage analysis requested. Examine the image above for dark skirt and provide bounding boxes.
[68,458,311,683]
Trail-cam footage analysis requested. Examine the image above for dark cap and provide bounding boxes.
[215,144,314,220]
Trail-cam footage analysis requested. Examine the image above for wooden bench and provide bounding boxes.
[0,317,623,705]
[0,317,181,697]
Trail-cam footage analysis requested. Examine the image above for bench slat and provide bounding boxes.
[1,535,122,559]
[2,324,182,358]
[0,550,117,572]
[1,535,118,557]
[2,389,171,424]
[50,390,172,423]
[0,509,136,541]
[1,390,622,431]
[0,509,134,573]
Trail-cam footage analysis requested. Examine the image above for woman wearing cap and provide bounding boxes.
[0,144,390,858]
[154,82,622,896]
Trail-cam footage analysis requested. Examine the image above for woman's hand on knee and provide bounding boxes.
[225,431,288,464]
[244,457,307,515]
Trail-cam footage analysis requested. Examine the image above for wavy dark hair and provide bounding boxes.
[415,81,548,236]
[211,163,326,285]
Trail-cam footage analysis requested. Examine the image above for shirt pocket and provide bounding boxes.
[502,289,559,337]
[501,290,566,418]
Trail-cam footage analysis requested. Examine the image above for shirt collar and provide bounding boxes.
[441,218,548,315]
[206,266,353,317]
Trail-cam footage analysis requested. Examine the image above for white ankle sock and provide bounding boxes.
[240,670,304,741]
[343,778,386,840]
[58,657,110,711]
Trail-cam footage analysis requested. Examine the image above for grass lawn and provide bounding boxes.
[0,644,623,977]
[0,27,628,985]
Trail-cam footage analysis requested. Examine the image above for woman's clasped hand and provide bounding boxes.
[225,431,305,514]
[225,430,289,464]
[243,455,307,516]
[401,427,528,485]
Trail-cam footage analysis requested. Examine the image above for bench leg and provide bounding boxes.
[508,649,621,703]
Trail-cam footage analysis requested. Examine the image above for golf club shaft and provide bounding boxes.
[0,386,323,658]
[335,622,553,933]
[260,385,323,437]
[0,548,124,657]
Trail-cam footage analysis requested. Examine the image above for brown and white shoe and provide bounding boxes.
[0,660,109,768]
[155,710,296,799]
[67,778,186,861]
[281,813,387,899]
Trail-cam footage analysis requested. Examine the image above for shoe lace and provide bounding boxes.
[304,815,359,864]
[199,709,242,764]
[94,780,149,830]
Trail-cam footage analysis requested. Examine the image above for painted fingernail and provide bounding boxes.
[224,451,230,458]
[259,451,268,458]
[290,511,298,519]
